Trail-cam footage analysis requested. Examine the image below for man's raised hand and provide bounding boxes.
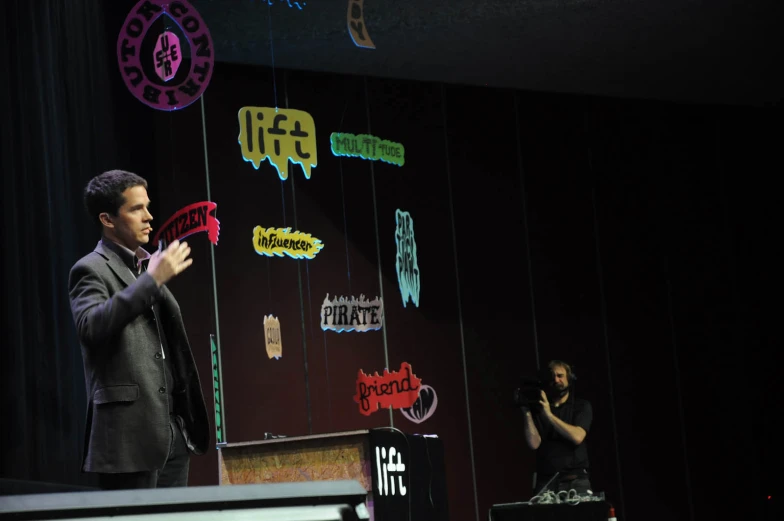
[147,240,193,286]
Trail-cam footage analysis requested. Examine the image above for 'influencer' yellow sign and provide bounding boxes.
[252,226,324,260]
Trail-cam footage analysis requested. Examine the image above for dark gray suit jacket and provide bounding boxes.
[68,240,210,473]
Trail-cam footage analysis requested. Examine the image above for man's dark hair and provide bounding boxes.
[84,170,148,225]
[548,360,576,382]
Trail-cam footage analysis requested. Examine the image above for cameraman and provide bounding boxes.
[519,360,593,496]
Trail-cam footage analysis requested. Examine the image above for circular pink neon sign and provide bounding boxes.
[117,0,214,111]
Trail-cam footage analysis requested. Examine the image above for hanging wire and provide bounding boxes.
[261,1,281,383]
[513,95,541,370]
[282,71,313,434]
[200,91,225,439]
[363,76,392,427]
[266,257,273,303]
[163,9,178,189]
[322,94,353,431]
[664,254,693,521]
[279,178,287,226]
[339,159,351,295]
[336,97,352,294]
[322,327,333,431]
[282,73,322,427]
[274,103,287,317]
[587,145,626,521]
[441,83,480,521]
[266,0,279,110]
[304,255,320,433]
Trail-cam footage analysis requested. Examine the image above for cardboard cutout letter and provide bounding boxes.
[263,315,282,359]
[331,132,404,166]
[238,107,318,180]
[117,0,214,111]
[321,294,383,333]
[210,334,225,444]
[347,0,375,49]
[394,209,420,307]
[253,226,324,259]
[354,362,422,416]
[153,201,220,246]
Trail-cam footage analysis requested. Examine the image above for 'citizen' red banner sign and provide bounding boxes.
[153,201,220,246]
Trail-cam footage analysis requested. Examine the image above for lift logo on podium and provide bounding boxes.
[374,446,407,497]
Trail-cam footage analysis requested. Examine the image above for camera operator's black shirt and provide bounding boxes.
[534,394,592,476]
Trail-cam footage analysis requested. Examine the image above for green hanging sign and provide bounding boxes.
[330,132,405,167]
[210,334,225,444]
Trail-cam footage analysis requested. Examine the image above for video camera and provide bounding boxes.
[513,368,552,409]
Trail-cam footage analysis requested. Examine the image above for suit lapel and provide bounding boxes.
[95,241,137,289]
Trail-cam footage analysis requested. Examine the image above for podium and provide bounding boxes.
[217,429,449,521]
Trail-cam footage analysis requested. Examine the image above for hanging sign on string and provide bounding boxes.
[263,315,282,359]
[330,132,405,166]
[117,0,214,111]
[238,107,318,180]
[321,294,383,333]
[252,226,324,259]
[153,201,220,247]
[210,334,225,444]
[347,0,375,49]
[353,362,422,416]
[394,209,420,307]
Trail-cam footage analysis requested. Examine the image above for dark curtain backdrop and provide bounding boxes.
[0,0,141,488]
[1,2,781,520]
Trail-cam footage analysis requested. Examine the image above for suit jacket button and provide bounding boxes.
[155,352,162,359]
[158,387,166,394]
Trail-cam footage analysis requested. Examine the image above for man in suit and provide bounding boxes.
[69,169,210,490]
